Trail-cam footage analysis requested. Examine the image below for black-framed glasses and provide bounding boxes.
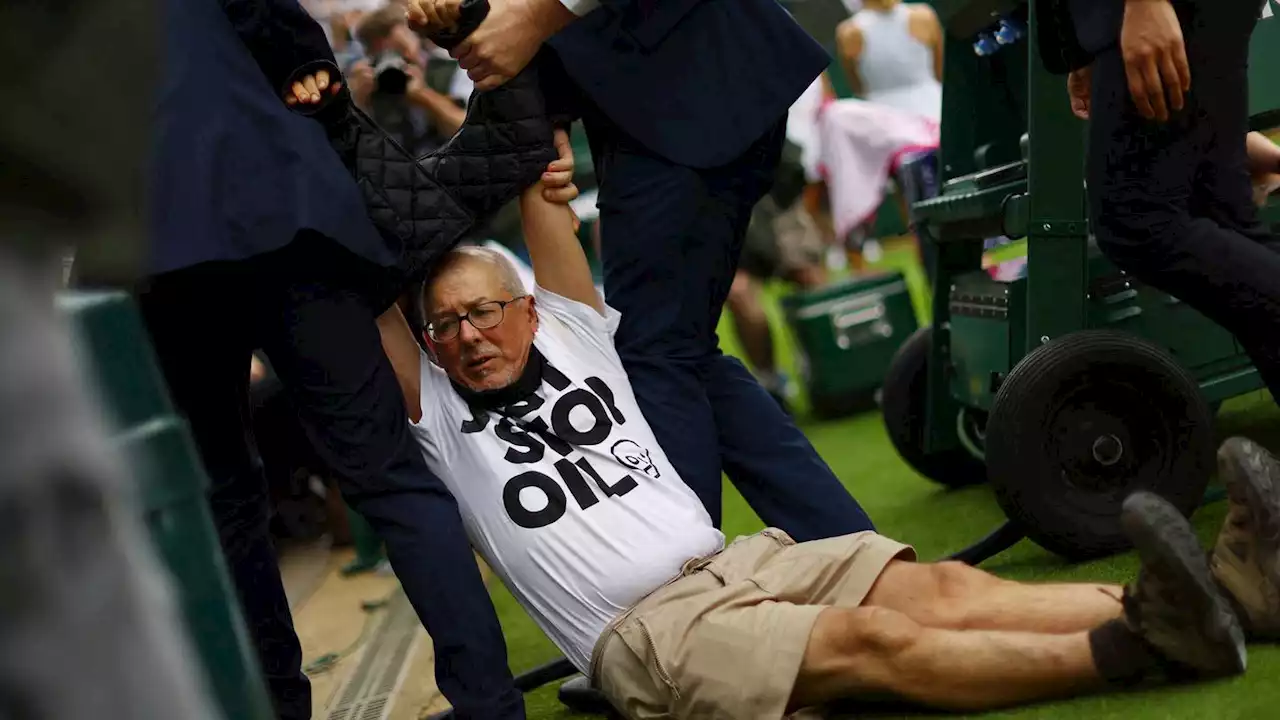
[427,296,528,342]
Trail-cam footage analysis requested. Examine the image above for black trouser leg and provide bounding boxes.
[136,266,312,720]
[250,238,522,717]
[1088,0,1280,396]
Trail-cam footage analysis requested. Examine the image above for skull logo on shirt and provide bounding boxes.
[611,439,660,479]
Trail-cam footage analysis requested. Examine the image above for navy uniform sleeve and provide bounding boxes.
[218,0,343,99]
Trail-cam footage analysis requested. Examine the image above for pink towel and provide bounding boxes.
[817,98,939,241]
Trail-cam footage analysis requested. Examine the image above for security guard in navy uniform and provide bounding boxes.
[74,0,526,717]
[1038,0,1280,400]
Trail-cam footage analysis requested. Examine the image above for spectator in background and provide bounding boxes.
[820,0,943,270]
[725,133,831,412]
[300,0,383,59]
[352,4,465,156]
[836,0,943,122]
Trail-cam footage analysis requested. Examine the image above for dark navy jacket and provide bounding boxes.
[1068,0,1122,56]
[1035,0,1121,74]
[149,0,392,276]
[547,0,831,169]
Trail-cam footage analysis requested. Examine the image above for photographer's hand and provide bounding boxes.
[404,62,467,136]
[346,60,376,108]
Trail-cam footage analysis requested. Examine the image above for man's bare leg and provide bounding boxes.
[864,560,1124,634]
[789,493,1249,713]
[789,606,1105,713]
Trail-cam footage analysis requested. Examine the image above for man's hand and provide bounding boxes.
[409,0,577,91]
[1067,65,1092,120]
[406,0,464,32]
[541,128,581,231]
[249,355,268,385]
[1120,0,1191,122]
[542,129,578,203]
[284,69,343,107]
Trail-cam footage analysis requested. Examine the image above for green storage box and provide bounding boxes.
[782,271,920,418]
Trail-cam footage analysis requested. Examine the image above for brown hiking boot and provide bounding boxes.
[1211,437,1280,639]
[1121,491,1247,678]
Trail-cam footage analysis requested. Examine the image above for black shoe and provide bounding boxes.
[558,674,615,715]
[1120,490,1247,679]
[299,0,567,309]
[1211,437,1280,639]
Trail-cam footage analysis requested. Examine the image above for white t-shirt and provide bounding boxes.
[409,287,725,672]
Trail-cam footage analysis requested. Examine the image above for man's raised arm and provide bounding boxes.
[518,129,605,315]
[376,305,426,423]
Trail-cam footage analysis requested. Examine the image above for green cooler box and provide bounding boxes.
[782,272,919,419]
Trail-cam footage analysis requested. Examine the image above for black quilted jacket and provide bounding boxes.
[292,6,577,310]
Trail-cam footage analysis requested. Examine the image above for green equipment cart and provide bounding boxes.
[882,0,1280,562]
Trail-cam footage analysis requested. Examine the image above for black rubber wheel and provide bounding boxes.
[881,326,988,487]
[985,330,1215,561]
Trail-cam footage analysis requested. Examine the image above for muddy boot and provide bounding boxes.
[1120,490,1247,679]
[1211,437,1280,639]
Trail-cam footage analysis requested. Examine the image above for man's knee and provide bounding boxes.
[1091,199,1189,270]
[929,561,1002,598]
[873,560,1005,629]
[812,606,924,687]
[910,561,1002,626]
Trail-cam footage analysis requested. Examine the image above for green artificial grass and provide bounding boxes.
[485,243,1280,719]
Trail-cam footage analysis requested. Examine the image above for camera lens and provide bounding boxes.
[371,51,408,95]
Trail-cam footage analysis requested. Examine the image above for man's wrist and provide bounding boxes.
[534,0,583,37]
[554,0,601,18]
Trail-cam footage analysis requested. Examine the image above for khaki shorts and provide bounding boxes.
[590,529,915,720]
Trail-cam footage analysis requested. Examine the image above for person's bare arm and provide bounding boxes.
[409,86,466,136]
[406,64,466,136]
[376,305,424,423]
[1247,132,1280,176]
[836,19,866,98]
[518,129,605,314]
[1248,132,1280,206]
[913,5,944,82]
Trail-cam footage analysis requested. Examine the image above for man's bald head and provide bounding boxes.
[422,246,527,318]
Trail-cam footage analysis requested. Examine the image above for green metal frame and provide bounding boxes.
[60,291,274,720]
[914,1,1280,459]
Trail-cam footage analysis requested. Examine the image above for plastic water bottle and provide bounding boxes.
[973,31,1000,56]
[994,17,1026,45]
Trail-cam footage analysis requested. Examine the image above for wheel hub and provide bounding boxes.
[1092,433,1124,466]
[1048,386,1159,494]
